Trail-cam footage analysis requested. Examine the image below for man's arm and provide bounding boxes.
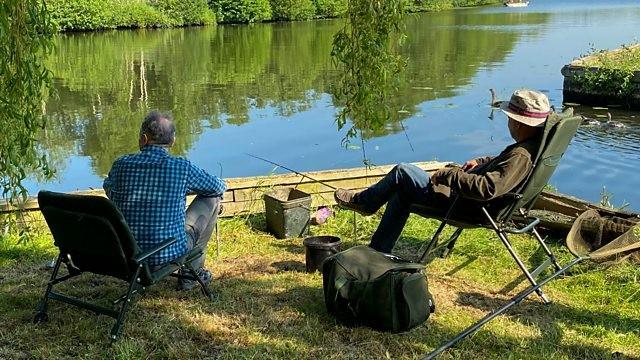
[431,152,531,201]
[187,162,226,197]
[103,162,118,199]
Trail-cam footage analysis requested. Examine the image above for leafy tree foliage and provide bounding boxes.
[331,0,407,155]
[0,0,56,208]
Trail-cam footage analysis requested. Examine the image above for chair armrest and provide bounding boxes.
[505,217,540,234]
[134,238,177,264]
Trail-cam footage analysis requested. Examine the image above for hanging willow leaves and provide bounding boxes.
[331,0,407,154]
[0,0,56,226]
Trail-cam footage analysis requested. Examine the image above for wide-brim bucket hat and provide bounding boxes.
[500,89,551,127]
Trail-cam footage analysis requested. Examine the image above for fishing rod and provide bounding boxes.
[245,153,337,190]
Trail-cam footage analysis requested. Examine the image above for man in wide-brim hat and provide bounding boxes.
[334,89,551,253]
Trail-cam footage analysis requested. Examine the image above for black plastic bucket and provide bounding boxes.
[303,236,341,273]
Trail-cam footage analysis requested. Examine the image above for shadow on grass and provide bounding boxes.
[271,260,306,272]
[453,290,640,358]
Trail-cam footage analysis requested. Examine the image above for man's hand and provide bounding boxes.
[461,159,479,172]
[430,171,439,186]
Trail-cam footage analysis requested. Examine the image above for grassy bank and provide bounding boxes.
[572,44,640,99]
[1,208,638,359]
[47,0,503,31]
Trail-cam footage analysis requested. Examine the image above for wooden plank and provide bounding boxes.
[231,178,383,203]
[224,161,448,190]
[1,161,448,213]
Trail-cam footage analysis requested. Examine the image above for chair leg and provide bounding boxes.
[34,255,64,323]
[440,228,464,259]
[418,219,448,264]
[519,209,562,272]
[110,265,142,343]
[482,208,551,304]
[185,263,216,301]
[531,227,562,272]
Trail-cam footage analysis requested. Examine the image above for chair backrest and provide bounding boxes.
[498,108,582,221]
[38,191,141,281]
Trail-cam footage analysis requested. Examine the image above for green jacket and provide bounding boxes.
[425,136,538,220]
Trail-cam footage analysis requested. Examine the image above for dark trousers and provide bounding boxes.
[356,163,431,254]
[184,195,221,269]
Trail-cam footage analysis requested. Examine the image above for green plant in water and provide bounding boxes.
[574,44,640,101]
[0,0,56,236]
[599,186,630,211]
[331,0,407,162]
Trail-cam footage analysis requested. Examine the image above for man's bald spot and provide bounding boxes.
[141,111,176,145]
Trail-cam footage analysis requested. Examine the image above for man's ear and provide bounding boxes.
[139,133,149,149]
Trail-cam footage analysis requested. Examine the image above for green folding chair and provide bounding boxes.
[34,190,215,342]
[410,108,584,357]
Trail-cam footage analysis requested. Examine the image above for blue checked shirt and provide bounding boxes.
[103,145,226,266]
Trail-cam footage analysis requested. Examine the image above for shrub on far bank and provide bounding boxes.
[209,0,272,23]
[46,0,214,31]
[405,0,499,12]
[112,1,172,28]
[150,0,216,26]
[452,0,498,6]
[47,0,115,31]
[270,0,316,21]
[314,0,347,18]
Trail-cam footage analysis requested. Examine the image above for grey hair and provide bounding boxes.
[140,111,175,145]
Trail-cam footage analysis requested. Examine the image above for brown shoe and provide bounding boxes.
[334,189,375,216]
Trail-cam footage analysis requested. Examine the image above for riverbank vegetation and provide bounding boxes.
[0,0,55,224]
[572,44,640,99]
[46,0,502,32]
[1,209,638,358]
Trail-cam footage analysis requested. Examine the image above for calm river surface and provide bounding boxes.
[31,0,640,210]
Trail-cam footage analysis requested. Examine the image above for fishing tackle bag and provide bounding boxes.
[322,245,435,333]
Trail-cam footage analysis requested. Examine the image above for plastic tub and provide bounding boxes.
[303,235,342,272]
[263,188,312,239]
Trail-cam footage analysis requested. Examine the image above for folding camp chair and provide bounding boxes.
[410,108,585,357]
[34,191,215,342]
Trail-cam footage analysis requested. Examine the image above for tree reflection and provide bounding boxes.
[44,10,549,177]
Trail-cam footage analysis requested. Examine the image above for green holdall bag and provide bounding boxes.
[322,245,435,333]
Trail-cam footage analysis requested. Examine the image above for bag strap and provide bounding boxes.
[383,263,426,272]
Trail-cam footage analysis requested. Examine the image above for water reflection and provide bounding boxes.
[44,10,550,177]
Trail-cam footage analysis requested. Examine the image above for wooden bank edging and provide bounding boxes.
[561,45,640,109]
[3,161,637,234]
[0,162,450,217]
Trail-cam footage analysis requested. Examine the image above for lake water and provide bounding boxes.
[31,0,640,210]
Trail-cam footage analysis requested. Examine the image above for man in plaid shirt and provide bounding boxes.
[103,111,226,290]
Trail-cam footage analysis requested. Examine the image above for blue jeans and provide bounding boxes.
[356,163,431,253]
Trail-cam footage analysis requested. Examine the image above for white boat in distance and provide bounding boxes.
[504,1,529,7]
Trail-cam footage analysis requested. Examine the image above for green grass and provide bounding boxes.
[580,45,640,70]
[1,209,639,359]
